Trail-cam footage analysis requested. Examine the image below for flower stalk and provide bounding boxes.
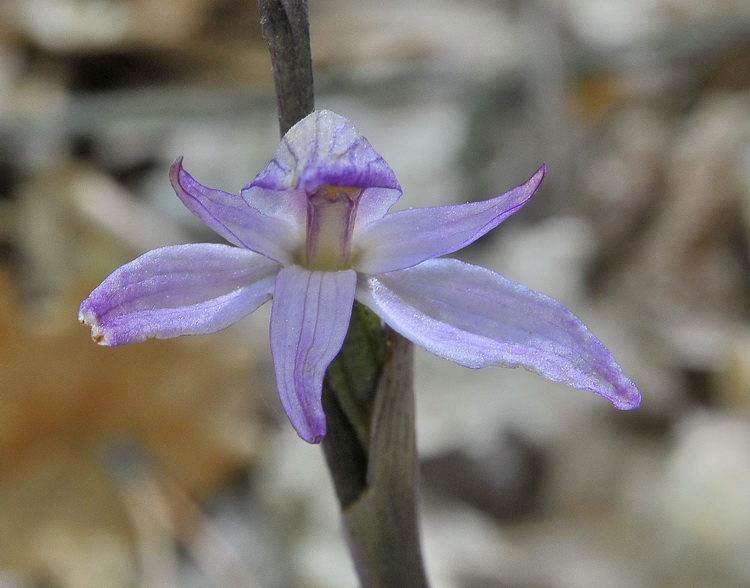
[333,323,428,587]
[256,0,429,584]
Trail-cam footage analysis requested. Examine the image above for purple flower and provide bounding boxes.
[80,110,640,443]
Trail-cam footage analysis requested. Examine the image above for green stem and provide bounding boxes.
[335,326,428,587]
[322,317,428,586]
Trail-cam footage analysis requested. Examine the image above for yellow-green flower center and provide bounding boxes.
[304,185,362,271]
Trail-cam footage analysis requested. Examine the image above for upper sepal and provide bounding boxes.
[247,110,401,193]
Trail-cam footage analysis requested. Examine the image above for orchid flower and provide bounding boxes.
[80,110,640,443]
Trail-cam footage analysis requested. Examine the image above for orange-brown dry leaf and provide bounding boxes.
[0,271,269,582]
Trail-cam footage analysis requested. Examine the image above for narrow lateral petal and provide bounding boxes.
[358,258,640,410]
[355,166,545,274]
[270,266,357,443]
[170,158,300,264]
[79,243,279,346]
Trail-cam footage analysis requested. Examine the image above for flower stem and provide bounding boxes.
[256,2,428,585]
[257,0,315,135]
[323,320,429,587]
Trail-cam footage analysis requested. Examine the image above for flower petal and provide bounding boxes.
[170,158,300,264]
[243,110,402,227]
[358,258,640,410]
[356,187,404,229]
[355,166,545,274]
[270,266,357,443]
[79,243,279,346]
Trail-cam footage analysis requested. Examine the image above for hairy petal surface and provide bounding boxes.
[355,166,545,274]
[79,243,280,346]
[170,158,300,264]
[270,266,357,443]
[358,258,640,410]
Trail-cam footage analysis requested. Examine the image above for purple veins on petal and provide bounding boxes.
[246,110,402,195]
[240,111,403,236]
[270,265,357,443]
[78,243,280,346]
[80,107,640,445]
[170,158,300,265]
[355,165,545,274]
[357,257,640,410]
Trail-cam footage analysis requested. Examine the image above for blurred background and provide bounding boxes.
[1,0,750,586]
